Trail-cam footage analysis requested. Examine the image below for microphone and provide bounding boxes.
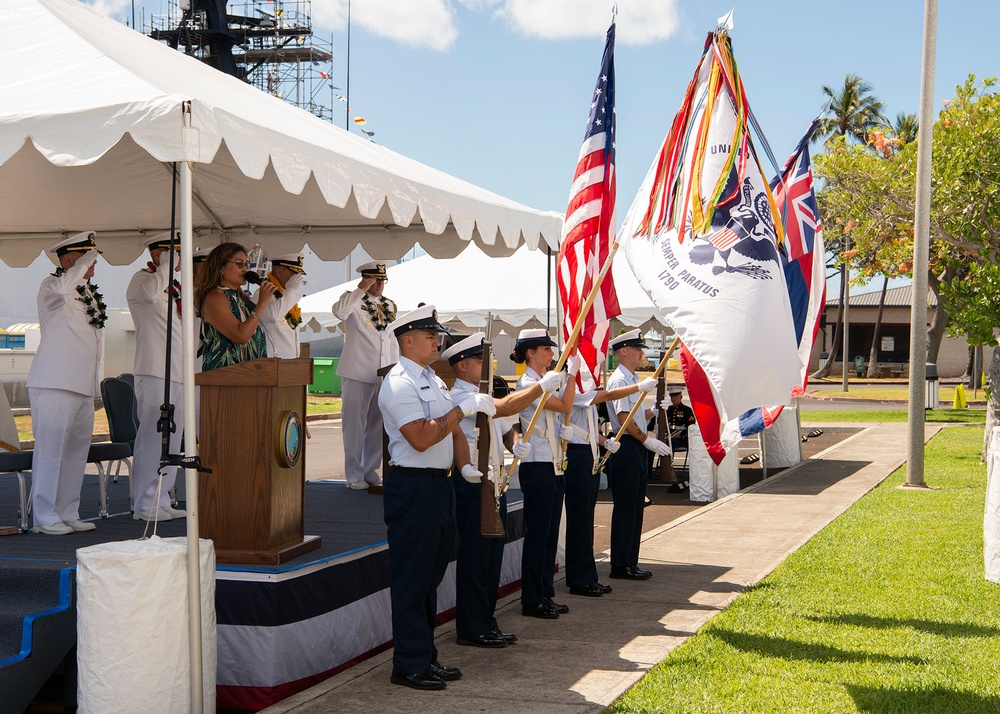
[244,270,282,298]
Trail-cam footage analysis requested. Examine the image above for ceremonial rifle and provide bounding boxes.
[656,349,676,482]
[477,341,505,537]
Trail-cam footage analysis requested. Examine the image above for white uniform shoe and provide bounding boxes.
[32,522,74,535]
[161,506,187,519]
[134,508,171,522]
[347,481,370,490]
[64,519,97,532]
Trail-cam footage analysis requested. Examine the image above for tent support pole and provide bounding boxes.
[180,153,205,714]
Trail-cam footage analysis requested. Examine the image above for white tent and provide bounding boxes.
[300,243,671,337]
[0,1,561,708]
[0,0,561,267]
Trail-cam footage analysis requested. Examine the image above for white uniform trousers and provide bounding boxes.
[29,387,94,528]
[133,375,186,513]
[341,377,384,486]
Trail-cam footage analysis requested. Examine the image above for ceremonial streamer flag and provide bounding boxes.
[618,30,800,463]
[556,21,621,391]
[739,119,827,436]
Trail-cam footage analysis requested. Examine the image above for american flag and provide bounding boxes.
[557,21,621,391]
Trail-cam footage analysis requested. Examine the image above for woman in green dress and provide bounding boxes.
[193,242,277,371]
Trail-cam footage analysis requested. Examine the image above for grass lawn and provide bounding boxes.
[608,426,1000,713]
[802,409,986,424]
[807,385,981,403]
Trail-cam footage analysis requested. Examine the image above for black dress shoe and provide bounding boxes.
[457,633,507,648]
[492,629,518,644]
[568,583,604,597]
[545,598,569,614]
[390,670,446,690]
[430,661,462,681]
[609,566,652,580]
[522,603,559,619]
[594,581,613,594]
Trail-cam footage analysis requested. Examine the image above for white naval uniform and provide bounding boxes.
[25,255,103,528]
[126,261,186,513]
[332,287,399,485]
[259,273,304,359]
[568,390,601,464]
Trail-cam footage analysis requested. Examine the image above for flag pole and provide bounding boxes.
[595,336,680,472]
[505,240,622,480]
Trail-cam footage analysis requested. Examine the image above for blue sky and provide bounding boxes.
[90,0,1000,298]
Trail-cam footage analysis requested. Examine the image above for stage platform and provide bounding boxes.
[0,474,526,712]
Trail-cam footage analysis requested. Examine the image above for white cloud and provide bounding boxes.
[312,0,458,51]
[84,0,132,20]
[491,0,679,45]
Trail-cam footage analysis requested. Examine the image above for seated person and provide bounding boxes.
[666,388,695,450]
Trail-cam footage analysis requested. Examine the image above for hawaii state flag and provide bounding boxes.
[556,21,620,392]
[619,31,800,464]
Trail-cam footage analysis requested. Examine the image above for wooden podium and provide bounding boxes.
[195,358,321,564]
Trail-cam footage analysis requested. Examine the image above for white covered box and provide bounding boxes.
[985,427,1000,583]
[763,405,802,469]
[688,423,740,502]
[77,536,217,713]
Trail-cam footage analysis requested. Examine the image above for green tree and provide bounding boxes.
[815,76,1000,452]
[890,112,919,144]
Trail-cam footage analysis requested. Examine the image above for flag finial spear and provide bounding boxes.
[716,8,735,34]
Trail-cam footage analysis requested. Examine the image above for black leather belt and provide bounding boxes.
[391,466,452,478]
[567,444,592,451]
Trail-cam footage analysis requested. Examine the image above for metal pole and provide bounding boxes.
[759,432,768,480]
[906,0,937,488]
[345,0,351,131]
[842,236,850,392]
[180,147,205,712]
[795,397,804,463]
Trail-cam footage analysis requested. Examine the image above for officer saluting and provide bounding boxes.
[26,232,103,535]
[258,252,306,359]
[378,306,496,690]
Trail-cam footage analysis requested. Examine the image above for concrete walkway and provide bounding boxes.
[264,421,941,714]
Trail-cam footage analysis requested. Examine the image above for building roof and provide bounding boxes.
[826,285,936,308]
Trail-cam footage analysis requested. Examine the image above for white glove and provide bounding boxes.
[567,354,582,377]
[637,377,658,393]
[604,438,621,454]
[458,393,496,418]
[285,273,305,291]
[643,436,672,456]
[539,370,566,393]
[486,465,496,483]
[461,464,483,483]
[512,439,532,459]
[654,397,666,412]
[558,423,574,441]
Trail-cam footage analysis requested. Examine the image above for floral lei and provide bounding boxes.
[76,283,107,328]
[267,272,301,328]
[362,293,396,331]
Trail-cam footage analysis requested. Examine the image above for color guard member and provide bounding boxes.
[511,329,579,618]
[605,330,671,579]
[442,333,566,648]
[562,373,658,595]
[378,306,495,690]
[126,232,188,521]
[332,261,398,489]
[26,232,103,535]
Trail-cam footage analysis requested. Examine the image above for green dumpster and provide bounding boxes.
[310,357,342,395]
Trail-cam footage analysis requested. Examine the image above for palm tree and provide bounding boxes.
[891,112,919,144]
[816,74,887,146]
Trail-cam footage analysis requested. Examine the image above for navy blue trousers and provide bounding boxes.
[518,461,565,606]
[564,444,599,588]
[607,435,647,569]
[453,475,508,639]
[383,471,455,674]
